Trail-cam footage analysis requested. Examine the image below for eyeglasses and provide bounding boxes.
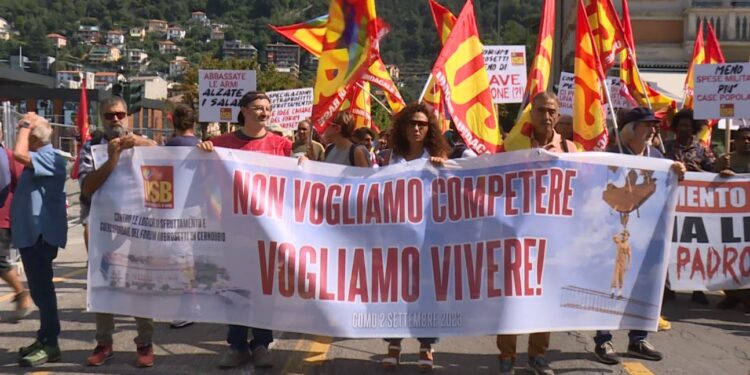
[103,111,127,121]
[411,120,429,128]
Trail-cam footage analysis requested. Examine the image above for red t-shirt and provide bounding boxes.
[210,130,292,157]
[0,147,23,229]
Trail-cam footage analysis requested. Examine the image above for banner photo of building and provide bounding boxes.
[88,148,679,337]
[669,172,750,291]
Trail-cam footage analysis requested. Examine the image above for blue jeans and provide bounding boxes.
[594,330,647,346]
[227,325,273,351]
[19,238,60,347]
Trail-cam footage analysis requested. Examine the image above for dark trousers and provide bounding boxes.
[386,338,438,346]
[19,238,60,347]
[227,325,273,351]
[594,330,647,346]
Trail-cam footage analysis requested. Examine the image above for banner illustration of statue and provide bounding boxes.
[602,168,656,299]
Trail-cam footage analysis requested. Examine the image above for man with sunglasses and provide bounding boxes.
[77,95,158,368]
[197,91,291,369]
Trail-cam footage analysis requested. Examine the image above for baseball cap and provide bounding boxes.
[621,107,658,125]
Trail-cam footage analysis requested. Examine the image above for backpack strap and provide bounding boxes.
[324,143,334,159]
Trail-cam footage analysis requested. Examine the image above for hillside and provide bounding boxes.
[0,0,542,101]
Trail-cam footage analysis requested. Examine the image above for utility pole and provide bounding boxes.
[497,0,502,43]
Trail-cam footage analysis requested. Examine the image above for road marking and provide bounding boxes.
[304,336,332,363]
[623,361,656,375]
[0,267,86,302]
[52,268,87,282]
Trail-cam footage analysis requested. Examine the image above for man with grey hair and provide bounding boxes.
[77,95,158,368]
[11,112,67,367]
[593,107,686,366]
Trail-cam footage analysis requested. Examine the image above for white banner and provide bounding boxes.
[89,148,679,337]
[267,88,313,130]
[695,63,750,120]
[668,172,750,291]
[483,45,527,104]
[198,70,257,123]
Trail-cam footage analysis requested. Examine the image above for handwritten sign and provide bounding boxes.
[198,70,257,123]
[558,72,575,116]
[267,88,314,130]
[695,63,750,120]
[558,73,635,118]
[483,46,527,104]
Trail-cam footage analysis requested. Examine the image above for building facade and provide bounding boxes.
[266,43,300,74]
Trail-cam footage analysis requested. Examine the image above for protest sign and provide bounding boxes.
[483,46,527,104]
[668,172,750,291]
[558,73,634,117]
[558,72,575,116]
[198,70,257,123]
[89,148,678,337]
[267,88,314,130]
[695,63,750,120]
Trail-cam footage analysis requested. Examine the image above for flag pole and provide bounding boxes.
[628,49,666,153]
[417,73,434,103]
[355,81,392,115]
[601,79,624,153]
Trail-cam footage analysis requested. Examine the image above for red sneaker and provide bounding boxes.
[136,344,154,368]
[86,343,113,366]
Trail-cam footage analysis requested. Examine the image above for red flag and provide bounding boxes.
[431,0,500,153]
[705,22,725,64]
[71,78,89,179]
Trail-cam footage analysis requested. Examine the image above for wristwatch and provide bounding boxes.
[18,121,30,129]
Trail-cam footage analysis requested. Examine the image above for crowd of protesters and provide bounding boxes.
[1,90,748,374]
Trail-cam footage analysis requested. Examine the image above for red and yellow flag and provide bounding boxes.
[503,0,555,151]
[431,0,500,154]
[683,21,705,110]
[429,0,456,45]
[342,81,372,129]
[584,0,626,73]
[311,0,380,133]
[573,0,608,151]
[271,12,403,116]
[422,0,457,132]
[618,0,674,112]
[362,58,405,114]
[268,14,328,56]
[697,21,725,146]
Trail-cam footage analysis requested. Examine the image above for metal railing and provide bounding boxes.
[2,102,81,156]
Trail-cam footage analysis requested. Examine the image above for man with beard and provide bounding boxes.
[78,96,158,368]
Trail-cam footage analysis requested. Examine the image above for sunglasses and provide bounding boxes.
[411,120,429,128]
[103,111,127,121]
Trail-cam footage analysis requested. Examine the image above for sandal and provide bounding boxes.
[382,345,401,370]
[11,290,31,322]
[418,346,434,372]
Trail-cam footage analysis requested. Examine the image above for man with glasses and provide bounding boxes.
[77,96,158,368]
[197,91,291,369]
